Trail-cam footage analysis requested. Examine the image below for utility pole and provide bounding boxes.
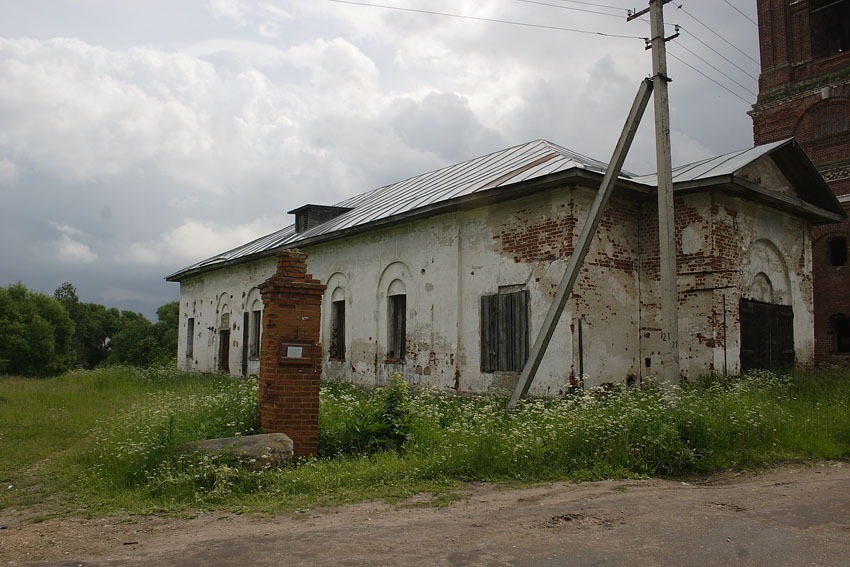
[630,0,680,388]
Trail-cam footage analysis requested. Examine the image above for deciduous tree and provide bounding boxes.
[0,283,75,376]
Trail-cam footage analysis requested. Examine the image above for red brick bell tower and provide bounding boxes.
[750,0,850,364]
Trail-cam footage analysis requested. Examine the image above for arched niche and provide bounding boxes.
[376,262,412,368]
[741,239,791,305]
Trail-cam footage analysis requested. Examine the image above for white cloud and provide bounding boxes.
[47,223,98,263]
[208,0,248,23]
[124,217,284,266]
[0,0,760,319]
[55,234,98,264]
[51,222,84,237]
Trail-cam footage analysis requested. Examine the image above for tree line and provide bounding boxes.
[0,282,178,377]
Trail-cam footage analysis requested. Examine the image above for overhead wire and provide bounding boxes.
[551,0,627,10]
[513,0,625,19]
[723,0,758,27]
[325,0,648,40]
[674,4,761,66]
[677,27,759,81]
[667,49,753,104]
[629,12,757,106]
[326,0,758,105]
[674,42,757,97]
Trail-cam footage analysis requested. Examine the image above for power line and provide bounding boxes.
[674,4,761,66]
[514,0,624,19]
[633,13,757,82]
[628,11,758,105]
[675,42,757,96]
[667,48,753,104]
[325,0,648,40]
[723,0,758,27]
[679,27,759,81]
[552,0,627,11]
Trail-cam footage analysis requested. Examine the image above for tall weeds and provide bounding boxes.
[5,366,848,514]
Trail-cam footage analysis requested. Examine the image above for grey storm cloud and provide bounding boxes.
[0,0,761,319]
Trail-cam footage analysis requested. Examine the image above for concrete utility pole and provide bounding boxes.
[648,0,680,388]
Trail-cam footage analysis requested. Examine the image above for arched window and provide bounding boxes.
[812,104,849,140]
[330,287,346,360]
[387,279,406,361]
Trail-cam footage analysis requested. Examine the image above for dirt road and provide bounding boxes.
[2,462,849,566]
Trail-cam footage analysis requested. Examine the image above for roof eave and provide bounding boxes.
[166,168,649,282]
[666,173,846,224]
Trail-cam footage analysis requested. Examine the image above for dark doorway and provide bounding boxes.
[740,299,794,372]
[219,330,231,373]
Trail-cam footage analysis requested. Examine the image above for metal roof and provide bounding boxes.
[166,138,842,282]
[629,139,790,186]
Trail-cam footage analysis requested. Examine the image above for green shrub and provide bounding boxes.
[319,374,411,456]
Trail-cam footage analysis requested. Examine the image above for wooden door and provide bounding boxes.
[740,299,794,372]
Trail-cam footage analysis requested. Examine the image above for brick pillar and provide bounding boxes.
[259,249,325,457]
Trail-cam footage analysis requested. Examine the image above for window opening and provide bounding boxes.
[186,318,195,359]
[330,300,346,360]
[387,294,406,360]
[480,290,529,372]
[811,0,850,59]
[829,237,847,267]
[250,310,262,357]
[834,315,850,354]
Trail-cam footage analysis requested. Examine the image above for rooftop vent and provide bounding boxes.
[288,204,353,234]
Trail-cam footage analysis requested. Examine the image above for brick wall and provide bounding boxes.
[753,0,850,365]
[812,202,850,365]
[259,250,326,457]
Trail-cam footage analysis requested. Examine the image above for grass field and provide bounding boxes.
[1,366,848,517]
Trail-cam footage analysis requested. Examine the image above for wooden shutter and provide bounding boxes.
[480,290,529,372]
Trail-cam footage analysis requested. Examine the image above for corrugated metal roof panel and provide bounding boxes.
[630,139,790,186]
[167,138,808,281]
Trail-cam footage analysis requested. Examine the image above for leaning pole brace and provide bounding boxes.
[508,78,654,408]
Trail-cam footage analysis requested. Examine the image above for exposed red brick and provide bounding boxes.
[751,0,850,365]
[259,249,326,457]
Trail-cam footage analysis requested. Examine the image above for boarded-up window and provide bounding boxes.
[813,104,848,140]
[481,290,529,372]
[388,294,406,360]
[186,318,194,358]
[331,300,345,360]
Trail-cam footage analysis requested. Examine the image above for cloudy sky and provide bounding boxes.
[0,0,761,320]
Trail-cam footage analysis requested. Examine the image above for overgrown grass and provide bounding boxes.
[2,366,849,516]
[0,365,256,512]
